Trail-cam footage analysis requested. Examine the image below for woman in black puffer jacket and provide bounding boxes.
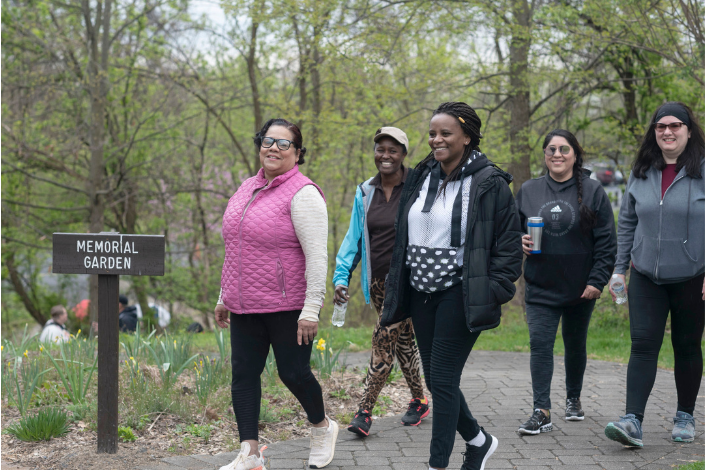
[381,102,523,470]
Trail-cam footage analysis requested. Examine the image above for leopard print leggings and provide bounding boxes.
[359,277,425,411]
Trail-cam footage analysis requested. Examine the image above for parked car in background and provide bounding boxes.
[595,167,615,185]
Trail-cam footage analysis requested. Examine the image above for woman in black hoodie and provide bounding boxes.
[381,102,523,470]
[515,129,616,435]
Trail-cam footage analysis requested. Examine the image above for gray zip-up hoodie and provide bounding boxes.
[615,160,705,284]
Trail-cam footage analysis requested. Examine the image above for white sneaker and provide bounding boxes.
[218,442,268,470]
[308,416,338,468]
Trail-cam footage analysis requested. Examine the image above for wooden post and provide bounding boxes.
[97,274,119,453]
[52,232,164,455]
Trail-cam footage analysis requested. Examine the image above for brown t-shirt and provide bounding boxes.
[367,167,408,280]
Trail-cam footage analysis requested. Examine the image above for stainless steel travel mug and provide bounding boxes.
[527,217,544,254]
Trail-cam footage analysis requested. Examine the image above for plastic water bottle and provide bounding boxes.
[332,288,347,327]
[610,274,627,305]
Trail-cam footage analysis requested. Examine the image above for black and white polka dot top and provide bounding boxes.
[406,154,479,293]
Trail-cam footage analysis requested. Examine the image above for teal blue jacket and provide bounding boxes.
[333,177,375,303]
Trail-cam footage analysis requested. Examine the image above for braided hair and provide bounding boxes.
[542,129,596,235]
[418,102,483,193]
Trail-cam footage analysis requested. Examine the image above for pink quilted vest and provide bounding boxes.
[221,165,325,314]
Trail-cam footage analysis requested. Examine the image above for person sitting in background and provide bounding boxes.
[118,295,139,332]
[39,305,71,343]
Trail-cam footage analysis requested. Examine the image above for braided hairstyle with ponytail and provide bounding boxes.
[542,129,596,235]
[418,102,484,193]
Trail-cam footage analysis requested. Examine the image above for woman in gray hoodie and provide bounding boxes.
[604,102,705,448]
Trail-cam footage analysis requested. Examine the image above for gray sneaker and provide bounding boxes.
[605,414,643,447]
[672,411,695,443]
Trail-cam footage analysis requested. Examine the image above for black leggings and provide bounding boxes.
[626,270,705,420]
[526,300,595,410]
[229,310,325,441]
[410,284,481,469]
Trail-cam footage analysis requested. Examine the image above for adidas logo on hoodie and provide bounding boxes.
[550,205,562,213]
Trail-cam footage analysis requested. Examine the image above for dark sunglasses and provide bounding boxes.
[544,145,571,157]
[261,136,295,150]
[655,122,685,132]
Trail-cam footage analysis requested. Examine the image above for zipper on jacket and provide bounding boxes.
[276,259,287,300]
[238,182,269,311]
[655,172,685,279]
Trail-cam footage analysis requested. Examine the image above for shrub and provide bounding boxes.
[118,426,137,442]
[4,407,71,441]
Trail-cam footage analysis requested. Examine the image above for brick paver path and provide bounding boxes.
[141,351,704,469]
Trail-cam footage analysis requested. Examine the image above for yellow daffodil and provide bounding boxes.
[1,345,4,352]
[77,329,81,335]
[39,346,43,352]
[316,338,326,351]
[23,350,28,358]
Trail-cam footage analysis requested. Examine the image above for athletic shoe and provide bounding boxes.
[565,398,585,421]
[461,427,498,470]
[401,397,430,426]
[308,416,338,468]
[347,409,372,437]
[672,411,695,443]
[604,414,643,447]
[218,442,268,470]
[518,409,552,435]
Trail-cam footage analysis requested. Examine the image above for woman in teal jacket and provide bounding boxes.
[333,127,427,438]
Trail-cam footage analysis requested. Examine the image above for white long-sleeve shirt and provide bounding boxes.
[218,184,328,322]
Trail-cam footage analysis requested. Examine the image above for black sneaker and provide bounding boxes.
[461,427,498,470]
[347,409,372,437]
[518,409,552,435]
[401,397,430,426]
[565,398,584,421]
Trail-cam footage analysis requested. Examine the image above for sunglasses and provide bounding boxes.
[655,122,685,132]
[544,145,572,157]
[261,136,295,151]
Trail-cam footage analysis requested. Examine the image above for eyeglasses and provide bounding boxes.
[544,145,571,157]
[655,122,685,132]
[261,136,295,150]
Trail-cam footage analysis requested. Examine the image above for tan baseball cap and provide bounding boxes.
[374,127,409,149]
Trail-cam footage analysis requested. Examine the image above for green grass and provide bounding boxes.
[676,462,705,470]
[473,296,701,370]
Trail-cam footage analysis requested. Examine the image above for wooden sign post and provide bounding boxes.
[52,232,165,454]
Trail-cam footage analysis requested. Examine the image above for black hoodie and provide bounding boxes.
[515,172,617,307]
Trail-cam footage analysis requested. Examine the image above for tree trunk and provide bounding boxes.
[507,0,532,312]
[5,252,47,326]
[246,13,262,172]
[507,0,532,197]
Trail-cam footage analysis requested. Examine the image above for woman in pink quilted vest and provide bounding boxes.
[214,118,338,470]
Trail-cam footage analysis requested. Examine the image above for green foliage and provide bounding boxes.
[123,356,148,393]
[4,408,71,441]
[121,325,156,361]
[310,338,347,379]
[329,389,350,400]
[372,396,393,417]
[143,333,198,389]
[386,363,404,384]
[3,355,50,416]
[43,334,97,404]
[192,355,217,405]
[118,426,137,442]
[185,423,212,441]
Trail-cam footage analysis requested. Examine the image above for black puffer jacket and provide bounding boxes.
[380,155,523,332]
